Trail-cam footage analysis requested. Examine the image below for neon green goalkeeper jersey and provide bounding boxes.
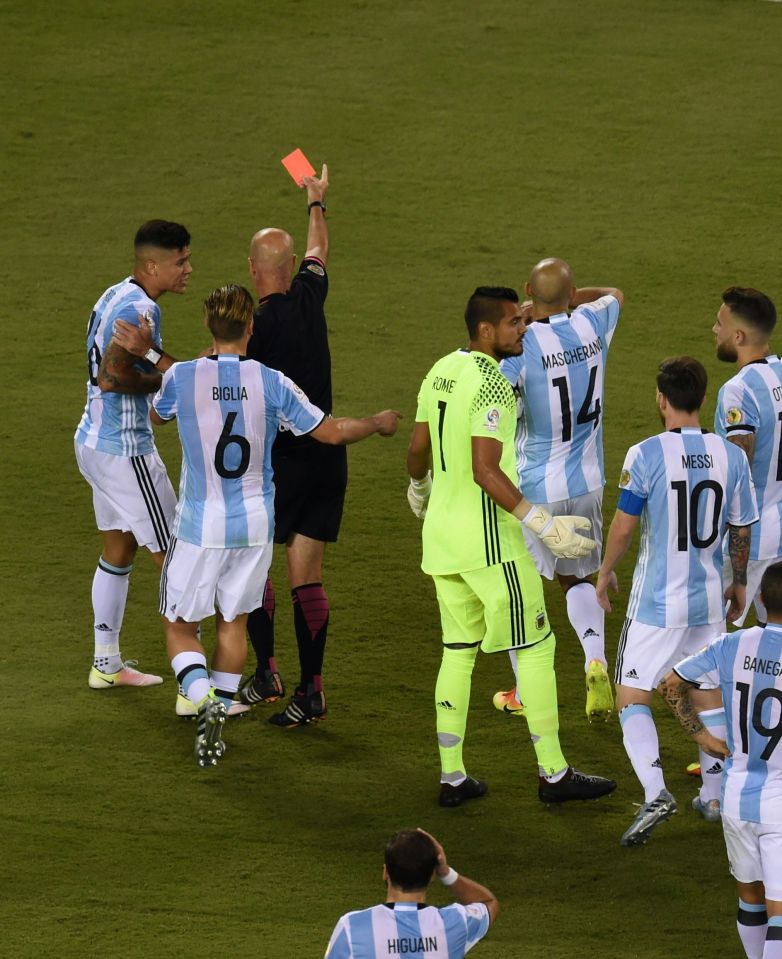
[416,349,529,575]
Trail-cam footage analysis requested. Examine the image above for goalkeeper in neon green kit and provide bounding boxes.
[407,286,618,807]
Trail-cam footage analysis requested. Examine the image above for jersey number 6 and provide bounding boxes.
[215,412,251,479]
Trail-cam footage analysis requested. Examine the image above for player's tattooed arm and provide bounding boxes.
[658,670,730,757]
[728,524,750,586]
[97,340,162,395]
[727,431,756,464]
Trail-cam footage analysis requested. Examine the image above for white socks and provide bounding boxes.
[566,582,606,669]
[698,707,726,804]
[619,704,665,802]
[171,651,210,706]
[210,670,241,709]
[92,559,132,673]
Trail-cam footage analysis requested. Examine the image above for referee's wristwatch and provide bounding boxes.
[145,346,163,367]
[308,200,326,214]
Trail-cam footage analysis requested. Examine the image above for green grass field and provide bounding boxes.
[4,0,782,956]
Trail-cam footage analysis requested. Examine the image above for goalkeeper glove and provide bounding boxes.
[407,472,432,519]
[518,504,595,559]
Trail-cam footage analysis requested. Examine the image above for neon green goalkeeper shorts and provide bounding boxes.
[432,552,551,653]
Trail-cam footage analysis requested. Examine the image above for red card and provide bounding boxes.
[281,148,316,186]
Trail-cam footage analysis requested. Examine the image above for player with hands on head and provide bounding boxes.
[324,828,497,959]
[150,283,400,766]
[597,356,757,847]
[496,257,624,723]
[659,561,782,959]
[408,285,615,808]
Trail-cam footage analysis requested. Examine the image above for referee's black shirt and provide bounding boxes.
[247,256,332,452]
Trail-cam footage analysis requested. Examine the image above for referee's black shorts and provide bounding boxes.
[271,443,348,545]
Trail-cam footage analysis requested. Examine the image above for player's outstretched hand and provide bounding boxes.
[596,569,618,613]
[373,410,402,436]
[693,727,731,759]
[301,163,328,203]
[416,828,449,877]
[112,316,153,356]
[522,506,595,559]
[725,583,747,624]
[407,471,432,519]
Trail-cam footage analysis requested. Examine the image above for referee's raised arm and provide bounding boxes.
[302,163,329,265]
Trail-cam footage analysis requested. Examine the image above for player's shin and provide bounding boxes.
[697,707,726,806]
[736,899,767,959]
[435,646,478,785]
[91,559,132,672]
[619,702,666,802]
[565,582,606,668]
[247,577,276,674]
[513,637,568,777]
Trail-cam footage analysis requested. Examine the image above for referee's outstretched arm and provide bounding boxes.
[301,163,329,265]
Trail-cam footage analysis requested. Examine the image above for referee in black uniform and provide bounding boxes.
[241,165,347,727]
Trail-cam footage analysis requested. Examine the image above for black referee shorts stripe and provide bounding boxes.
[131,455,169,552]
[159,535,177,615]
[501,560,525,647]
[481,492,502,566]
[615,617,631,683]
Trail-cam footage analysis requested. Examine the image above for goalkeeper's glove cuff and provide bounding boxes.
[410,473,432,495]
[518,503,553,535]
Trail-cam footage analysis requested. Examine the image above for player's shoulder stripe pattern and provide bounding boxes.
[469,353,516,416]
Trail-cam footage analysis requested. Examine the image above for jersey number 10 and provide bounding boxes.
[670,480,724,551]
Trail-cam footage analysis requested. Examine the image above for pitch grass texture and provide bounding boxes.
[3,1,781,956]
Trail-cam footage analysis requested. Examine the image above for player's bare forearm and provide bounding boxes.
[728,524,750,586]
[304,207,328,264]
[97,341,162,394]
[570,287,624,310]
[407,422,432,479]
[599,510,638,576]
[450,875,499,925]
[657,671,704,737]
[313,410,401,445]
[471,438,522,513]
[727,431,756,464]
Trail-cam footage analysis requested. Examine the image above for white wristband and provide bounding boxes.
[439,867,459,886]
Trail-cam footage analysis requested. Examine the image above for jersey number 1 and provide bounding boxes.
[437,400,447,472]
[215,412,250,479]
[551,366,601,442]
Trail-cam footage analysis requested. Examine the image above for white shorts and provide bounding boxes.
[159,536,273,623]
[614,618,723,690]
[724,555,779,627]
[522,489,603,580]
[723,814,782,899]
[75,441,176,554]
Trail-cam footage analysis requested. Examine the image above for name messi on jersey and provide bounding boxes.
[212,386,248,401]
[743,656,782,676]
[681,453,714,469]
[541,336,603,369]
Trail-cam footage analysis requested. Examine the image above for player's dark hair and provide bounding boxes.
[384,830,438,892]
[656,356,707,413]
[722,286,776,338]
[464,286,519,339]
[204,284,254,343]
[134,219,191,250]
[760,563,782,617]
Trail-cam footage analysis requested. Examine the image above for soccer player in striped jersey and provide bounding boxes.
[407,286,616,807]
[597,356,758,846]
[74,220,191,690]
[714,287,782,627]
[325,829,496,959]
[497,258,623,722]
[660,562,782,959]
[151,284,400,765]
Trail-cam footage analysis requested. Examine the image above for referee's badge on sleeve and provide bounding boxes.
[306,263,325,276]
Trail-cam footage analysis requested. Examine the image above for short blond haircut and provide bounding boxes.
[204,284,254,343]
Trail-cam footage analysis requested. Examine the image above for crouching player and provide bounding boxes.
[660,562,782,959]
[152,284,400,766]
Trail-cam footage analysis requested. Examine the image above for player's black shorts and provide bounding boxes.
[272,442,348,545]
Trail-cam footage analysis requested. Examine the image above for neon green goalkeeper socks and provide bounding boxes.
[435,645,479,782]
[514,635,568,776]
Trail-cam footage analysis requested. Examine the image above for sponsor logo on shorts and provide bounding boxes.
[726,407,743,425]
[437,700,456,710]
[625,668,639,679]
[651,758,662,768]
[485,407,500,432]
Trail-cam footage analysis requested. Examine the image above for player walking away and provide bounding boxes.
[407,286,617,807]
[496,258,623,723]
[239,163,348,728]
[660,562,782,959]
[714,287,781,627]
[74,220,191,691]
[597,356,758,846]
[324,829,497,959]
[150,284,400,766]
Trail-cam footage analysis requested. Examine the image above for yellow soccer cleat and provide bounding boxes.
[585,660,614,722]
[88,661,163,688]
[492,687,526,717]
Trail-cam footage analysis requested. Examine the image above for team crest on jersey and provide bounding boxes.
[619,469,631,487]
[536,611,546,630]
[726,407,743,425]
[306,263,325,276]
[485,407,500,432]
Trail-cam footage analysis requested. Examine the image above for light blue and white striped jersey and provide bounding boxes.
[75,277,162,457]
[675,624,782,824]
[620,428,758,627]
[715,357,782,561]
[152,355,324,548]
[324,901,490,959]
[500,295,620,503]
